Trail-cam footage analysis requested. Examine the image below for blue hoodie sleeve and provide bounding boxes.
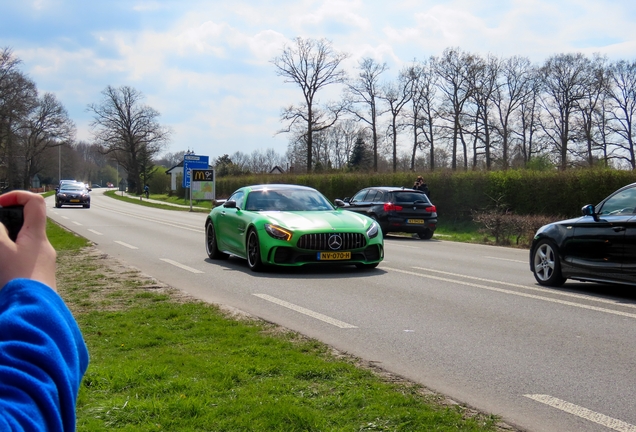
[0,279,89,431]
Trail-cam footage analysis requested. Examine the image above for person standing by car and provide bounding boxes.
[413,175,430,199]
[0,190,89,430]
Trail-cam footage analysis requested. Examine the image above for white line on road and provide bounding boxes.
[87,229,103,235]
[253,294,358,329]
[61,216,69,220]
[114,241,138,249]
[385,266,636,320]
[72,221,82,226]
[160,258,204,274]
[485,256,527,263]
[524,394,636,432]
[412,267,636,310]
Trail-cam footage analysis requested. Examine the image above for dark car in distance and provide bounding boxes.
[335,187,437,239]
[530,182,636,287]
[55,182,91,208]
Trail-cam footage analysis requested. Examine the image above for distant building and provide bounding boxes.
[269,166,284,174]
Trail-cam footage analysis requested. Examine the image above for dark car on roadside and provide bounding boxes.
[530,182,636,287]
[335,187,437,239]
[55,182,91,208]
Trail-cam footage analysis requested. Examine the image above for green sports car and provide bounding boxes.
[205,184,384,271]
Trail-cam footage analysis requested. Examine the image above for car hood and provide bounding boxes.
[260,210,371,231]
[536,215,587,234]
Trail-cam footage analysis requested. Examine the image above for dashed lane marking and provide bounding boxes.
[114,241,138,249]
[160,258,204,274]
[253,294,358,329]
[87,229,103,235]
[525,394,636,432]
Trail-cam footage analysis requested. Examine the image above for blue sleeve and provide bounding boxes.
[0,279,89,431]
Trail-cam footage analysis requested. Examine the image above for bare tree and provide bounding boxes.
[379,68,413,172]
[607,59,636,168]
[272,37,349,172]
[466,54,498,169]
[434,48,477,170]
[88,85,170,194]
[490,56,536,169]
[20,92,75,188]
[343,58,388,172]
[0,48,38,188]
[405,60,439,171]
[539,53,592,170]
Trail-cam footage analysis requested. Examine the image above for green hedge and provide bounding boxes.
[214,169,636,222]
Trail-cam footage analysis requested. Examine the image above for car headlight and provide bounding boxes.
[367,222,379,239]
[264,224,293,241]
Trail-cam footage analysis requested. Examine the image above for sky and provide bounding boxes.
[2,0,636,163]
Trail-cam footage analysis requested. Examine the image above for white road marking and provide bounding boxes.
[91,203,202,233]
[412,267,636,310]
[61,216,69,220]
[160,258,203,274]
[385,266,636,320]
[87,229,103,235]
[485,256,527,263]
[72,221,82,226]
[114,241,138,249]
[253,294,358,329]
[524,394,636,432]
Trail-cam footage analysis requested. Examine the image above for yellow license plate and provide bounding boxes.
[70,199,80,203]
[318,251,351,261]
[407,219,425,224]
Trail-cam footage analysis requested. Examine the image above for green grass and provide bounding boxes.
[47,221,501,431]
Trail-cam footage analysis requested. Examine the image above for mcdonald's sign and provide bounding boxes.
[192,169,214,181]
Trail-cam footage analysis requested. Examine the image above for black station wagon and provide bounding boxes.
[335,187,437,239]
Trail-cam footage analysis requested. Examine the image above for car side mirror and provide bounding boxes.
[581,204,599,221]
[334,199,346,207]
[223,200,237,209]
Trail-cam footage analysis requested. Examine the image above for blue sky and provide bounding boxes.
[2,0,635,162]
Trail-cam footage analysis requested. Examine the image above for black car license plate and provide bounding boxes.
[70,199,80,203]
[407,219,425,224]
[317,251,351,260]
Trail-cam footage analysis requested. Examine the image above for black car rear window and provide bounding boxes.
[391,191,430,204]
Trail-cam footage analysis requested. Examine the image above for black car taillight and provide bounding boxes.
[425,205,436,212]
[384,203,403,211]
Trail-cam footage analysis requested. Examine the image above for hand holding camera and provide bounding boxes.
[0,191,57,290]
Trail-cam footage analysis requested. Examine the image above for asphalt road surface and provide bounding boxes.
[47,189,636,432]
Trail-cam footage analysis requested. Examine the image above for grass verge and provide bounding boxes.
[47,220,507,431]
[104,190,210,212]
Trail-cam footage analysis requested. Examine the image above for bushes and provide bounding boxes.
[472,210,559,247]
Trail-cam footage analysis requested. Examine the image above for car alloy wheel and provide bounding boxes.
[246,228,263,271]
[417,229,434,240]
[532,239,566,287]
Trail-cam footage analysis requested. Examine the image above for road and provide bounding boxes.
[47,189,636,432]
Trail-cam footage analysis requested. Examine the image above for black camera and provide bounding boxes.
[0,206,24,242]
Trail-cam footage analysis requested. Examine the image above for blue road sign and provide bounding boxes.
[182,155,209,188]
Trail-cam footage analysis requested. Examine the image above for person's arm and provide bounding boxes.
[0,191,89,430]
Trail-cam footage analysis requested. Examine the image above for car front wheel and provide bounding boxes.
[246,228,264,271]
[205,220,228,260]
[532,239,566,287]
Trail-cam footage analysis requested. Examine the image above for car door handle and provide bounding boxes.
[612,226,626,232]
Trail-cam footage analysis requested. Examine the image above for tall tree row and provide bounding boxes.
[274,39,636,172]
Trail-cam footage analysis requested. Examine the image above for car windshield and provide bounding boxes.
[245,189,334,211]
[60,184,86,192]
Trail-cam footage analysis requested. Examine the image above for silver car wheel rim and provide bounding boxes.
[534,243,556,281]
[206,224,214,254]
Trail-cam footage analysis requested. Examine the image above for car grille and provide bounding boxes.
[297,233,367,251]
